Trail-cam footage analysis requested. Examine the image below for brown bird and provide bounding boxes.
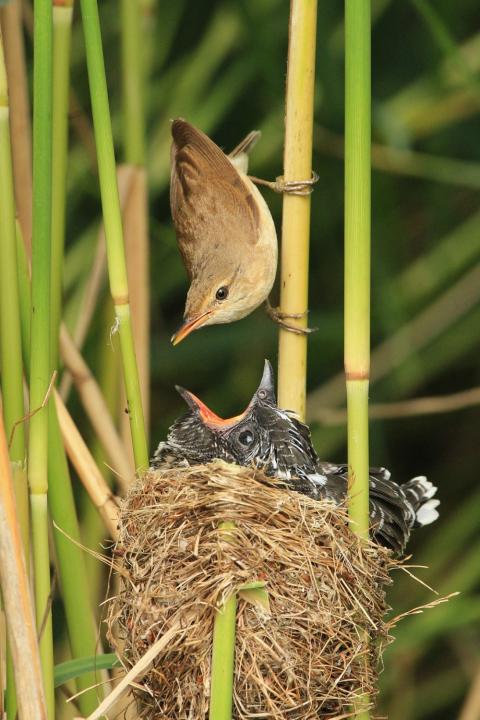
[170,119,278,345]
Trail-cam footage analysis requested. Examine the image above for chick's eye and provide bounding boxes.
[216,286,229,301]
[238,429,255,447]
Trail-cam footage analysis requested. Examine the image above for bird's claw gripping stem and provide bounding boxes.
[250,171,319,196]
[266,298,317,334]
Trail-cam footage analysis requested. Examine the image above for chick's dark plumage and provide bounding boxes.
[153,361,439,554]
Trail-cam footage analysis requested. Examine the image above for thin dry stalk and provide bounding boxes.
[60,164,136,400]
[54,390,120,539]
[307,263,480,414]
[59,324,134,490]
[0,410,46,720]
[83,622,182,720]
[0,0,32,251]
[312,385,480,425]
[458,664,480,720]
[120,166,150,451]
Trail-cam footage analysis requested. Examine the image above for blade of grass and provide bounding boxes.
[345,0,371,717]
[79,0,148,471]
[54,654,120,688]
[277,0,318,419]
[29,0,55,712]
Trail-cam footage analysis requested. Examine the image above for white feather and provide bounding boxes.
[416,499,440,526]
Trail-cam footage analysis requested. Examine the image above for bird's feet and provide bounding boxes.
[266,298,317,334]
[250,171,319,196]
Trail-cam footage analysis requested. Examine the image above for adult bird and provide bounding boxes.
[170,119,278,345]
[152,361,440,554]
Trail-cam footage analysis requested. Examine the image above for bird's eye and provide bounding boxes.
[238,429,255,447]
[258,389,267,399]
[215,286,229,301]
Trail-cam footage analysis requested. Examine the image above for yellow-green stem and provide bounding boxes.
[209,521,237,720]
[15,216,100,715]
[0,27,28,554]
[277,0,318,420]
[29,0,55,713]
[79,0,148,471]
[30,496,55,720]
[50,2,73,368]
[345,0,371,717]
[346,380,370,539]
[120,0,145,164]
[0,27,28,720]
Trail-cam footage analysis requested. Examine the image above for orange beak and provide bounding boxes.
[175,386,248,428]
[171,310,212,346]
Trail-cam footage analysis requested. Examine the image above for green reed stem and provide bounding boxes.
[49,14,98,709]
[50,1,73,368]
[29,0,55,714]
[345,0,371,717]
[120,0,145,164]
[209,521,237,720]
[15,218,100,716]
[0,27,28,720]
[79,0,148,471]
[0,26,28,559]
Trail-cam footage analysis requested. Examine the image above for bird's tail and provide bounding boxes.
[403,476,440,526]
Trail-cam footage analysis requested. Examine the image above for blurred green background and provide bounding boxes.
[59,0,480,717]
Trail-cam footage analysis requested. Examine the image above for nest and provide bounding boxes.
[106,460,397,719]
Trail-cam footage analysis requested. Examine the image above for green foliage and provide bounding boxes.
[54,654,120,688]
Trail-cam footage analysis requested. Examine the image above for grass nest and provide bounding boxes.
[106,460,398,719]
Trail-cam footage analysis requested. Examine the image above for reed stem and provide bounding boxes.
[0,411,47,720]
[0,0,33,250]
[345,0,371,716]
[209,521,237,720]
[120,0,145,164]
[277,0,318,420]
[79,0,148,471]
[14,217,109,715]
[50,1,73,368]
[0,24,28,560]
[29,0,55,713]
[0,27,29,719]
[120,0,150,435]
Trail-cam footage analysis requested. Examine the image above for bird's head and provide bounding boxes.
[172,360,277,464]
[171,254,276,345]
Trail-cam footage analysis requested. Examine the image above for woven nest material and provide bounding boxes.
[106,460,397,719]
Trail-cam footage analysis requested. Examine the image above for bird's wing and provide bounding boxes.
[170,119,261,273]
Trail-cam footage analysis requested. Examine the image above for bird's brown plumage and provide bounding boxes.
[171,119,260,272]
[170,119,278,343]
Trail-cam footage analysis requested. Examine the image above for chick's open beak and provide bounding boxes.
[171,310,212,345]
[175,386,248,428]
